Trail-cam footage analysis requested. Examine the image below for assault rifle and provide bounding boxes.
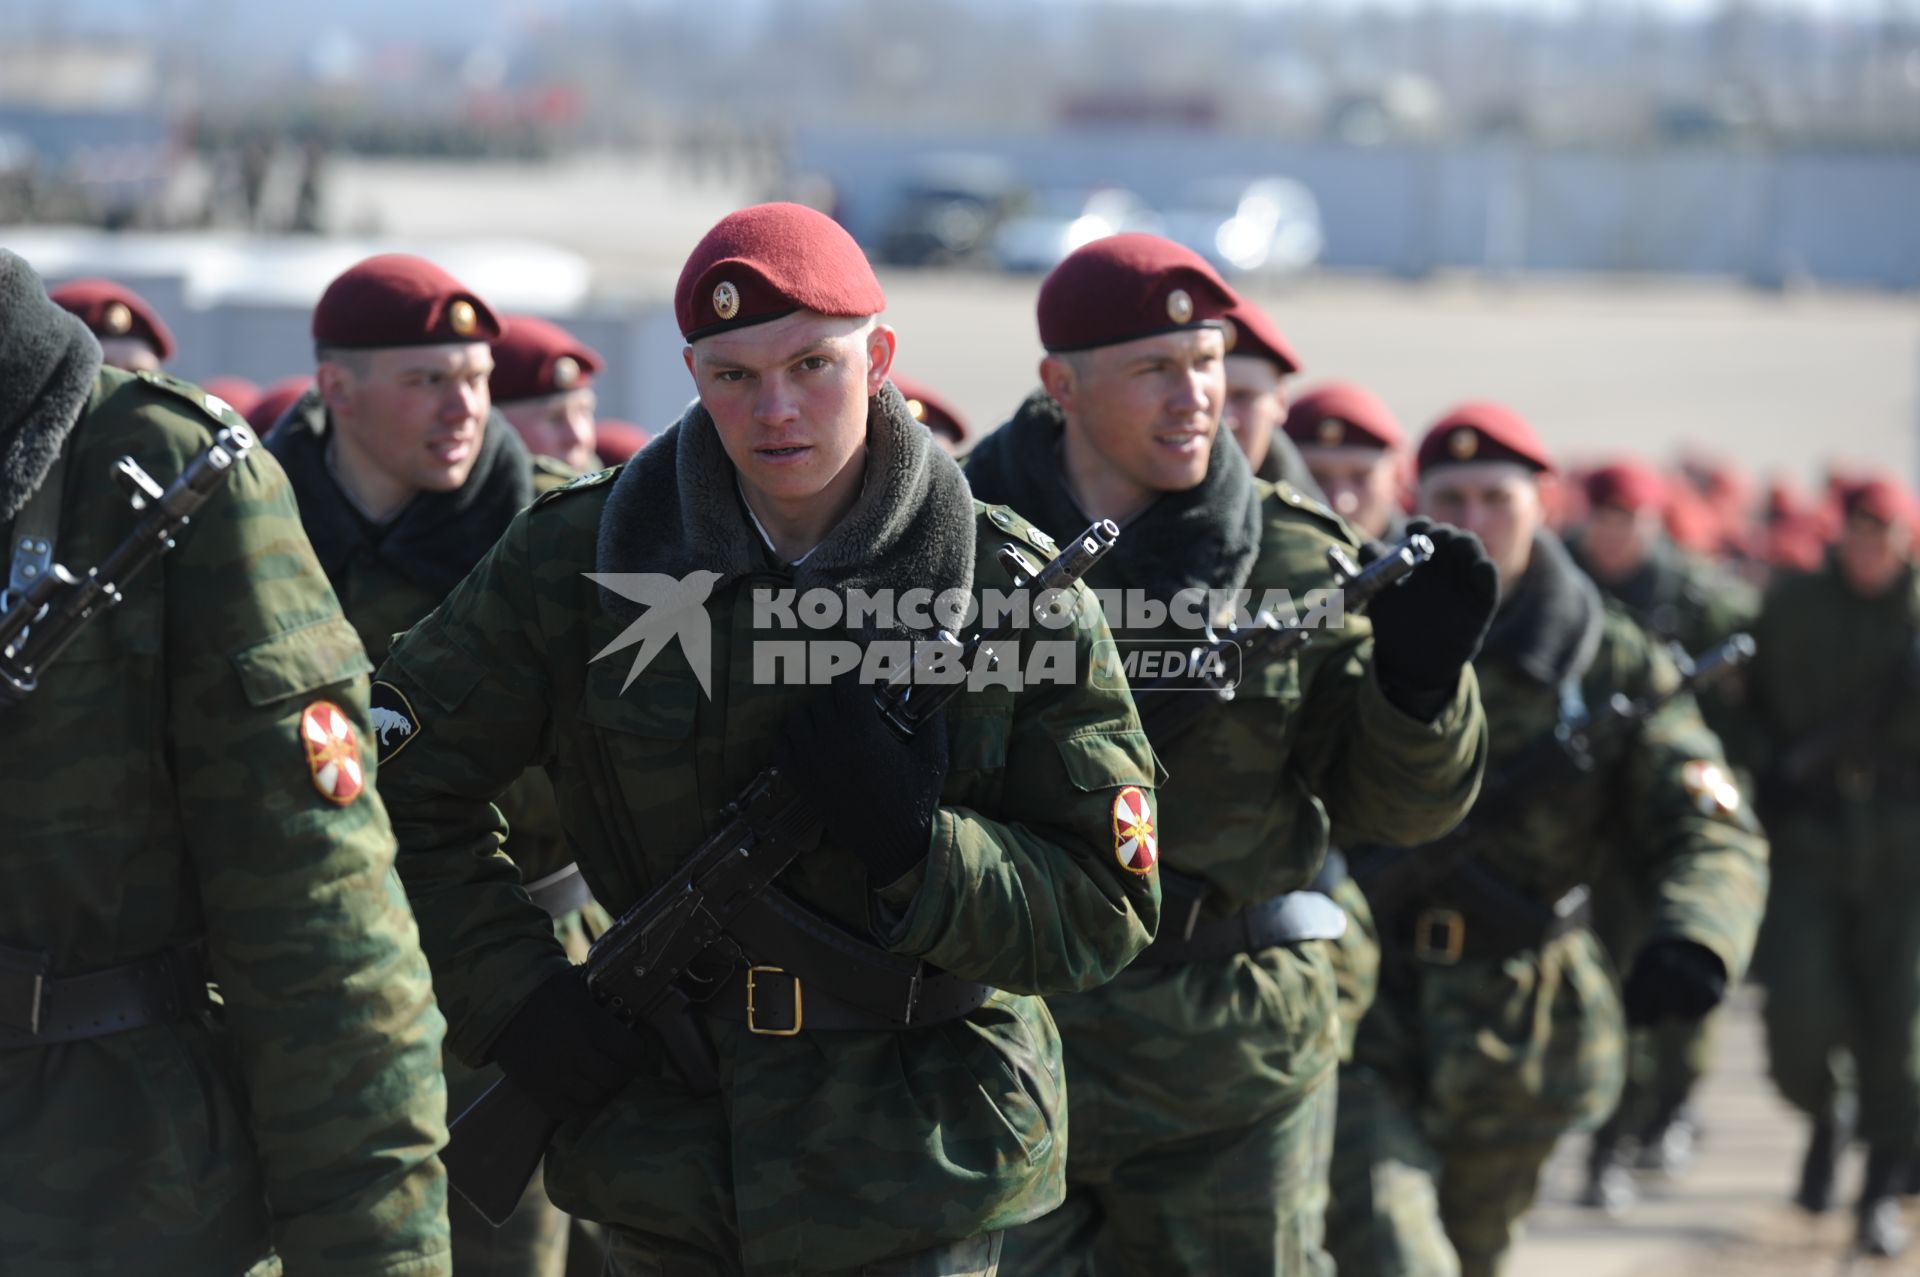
[1126,532,1435,744]
[445,518,1121,1225]
[1,425,256,713]
[1352,632,1756,921]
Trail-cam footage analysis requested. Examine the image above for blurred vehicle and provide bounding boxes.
[875,154,1025,268]
[991,186,1161,273]
[1162,177,1324,277]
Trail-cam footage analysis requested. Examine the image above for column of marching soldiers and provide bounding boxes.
[3,202,1916,1277]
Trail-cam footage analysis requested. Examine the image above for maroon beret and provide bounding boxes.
[594,420,651,465]
[491,314,604,404]
[675,203,885,342]
[1038,234,1238,354]
[1417,401,1554,476]
[201,376,262,421]
[1221,300,1300,375]
[247,374,314,434]
[889,375,970,445]
[1583,460,1667,514]
[1285,381,1404,452]
[50,279,175,361]
[312,254,501,350]
[1840,476,1913,526]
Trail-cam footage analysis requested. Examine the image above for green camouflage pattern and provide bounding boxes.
[604,1230,1004,1276]
[1330,596,1768,1275]
[277,434,586,1274]
[1734,556,1920,1149]
[1574,533,1759,1159]
[0,369,449,1275]
[1004,1071,1337,1277]
[1002,481,1487,1275]
[1326,872,1381,1061]
[372,476,1161,1275]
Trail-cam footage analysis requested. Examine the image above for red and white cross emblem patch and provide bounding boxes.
[301,700,365,805]
[1112,786,1157,876]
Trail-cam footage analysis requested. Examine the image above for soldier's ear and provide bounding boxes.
[315,361,356,415]
[1039,354,1076,412]
[863,323,897,397]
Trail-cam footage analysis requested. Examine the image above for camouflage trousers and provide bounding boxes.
[999,1075,1337,1277]
[599,1229,1003,1276]
[1327,929,1626,1277]
[1326,1066,1557,1277]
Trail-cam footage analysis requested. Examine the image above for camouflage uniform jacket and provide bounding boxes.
[372,389,1160,1273]
[0,370,449,1275]
[1354,532,1767,1146]
[964,392,1488,1148]
[1733,554,1920,878]
[266,393,572,889]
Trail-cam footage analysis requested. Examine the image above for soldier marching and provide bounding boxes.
[7,195,1915,1277]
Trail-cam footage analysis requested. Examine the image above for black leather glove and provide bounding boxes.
[772,671,950,886]
[486,969,653,1125]
[1622,939,1728,1027]
[1362,518,1499,720]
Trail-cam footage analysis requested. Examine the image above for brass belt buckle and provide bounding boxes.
[1413,908,1466,965]
[745,965,803,1036]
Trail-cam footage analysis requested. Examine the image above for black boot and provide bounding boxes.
[1581,1128,1638,1217]
[1856,1146,1912,1257]
[1795,1106,1851,1214]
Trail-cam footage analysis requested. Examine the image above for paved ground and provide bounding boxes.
[1513,991,1920,1277]
[329,154,1920,488]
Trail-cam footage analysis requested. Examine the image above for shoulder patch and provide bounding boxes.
[135,370,250,431]
[369,680,423,764]
[533,464,620,507]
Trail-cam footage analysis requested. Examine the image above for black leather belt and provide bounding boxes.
[1132,868,1349,968]
[525,862,593,919]
[697,891,995,1035]
[1387,862,1592,967]
[0,941,212,1047]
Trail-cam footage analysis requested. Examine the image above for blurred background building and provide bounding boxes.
[2,0,1916,480]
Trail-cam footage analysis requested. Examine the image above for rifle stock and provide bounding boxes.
[443,519,1122,1223]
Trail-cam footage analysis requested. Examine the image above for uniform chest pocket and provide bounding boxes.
[570,669,704,903]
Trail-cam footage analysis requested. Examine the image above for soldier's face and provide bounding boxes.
[686,311,895,513]
[1581,505,1661,582]
[323,342,494,498]
[502,388,599,474]
[1420,465,1544,588]
[1222,355,1285,474]
[97,336,161,373]
[1838,512,1908,597]
[1304,446,1403,541]
[1045,327,1226,505]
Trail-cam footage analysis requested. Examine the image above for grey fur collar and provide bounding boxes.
[594,382,976,639]
[964,389,1263,603]
[1483,530,1606,689]
[0,250,104,523]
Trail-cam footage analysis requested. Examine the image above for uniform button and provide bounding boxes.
[989,509,1013,529]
